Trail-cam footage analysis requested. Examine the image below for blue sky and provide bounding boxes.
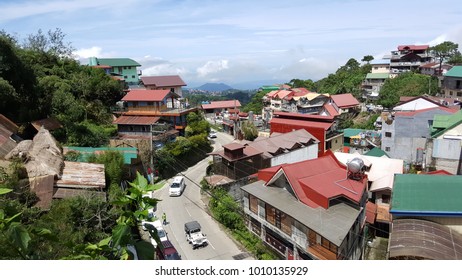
[1,0,462,88]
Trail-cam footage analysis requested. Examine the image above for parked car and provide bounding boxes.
[184,220,208,250]
[156,240,181,260]
[208,131,217,138]
[169,175,186,196]
[142,219,168,248]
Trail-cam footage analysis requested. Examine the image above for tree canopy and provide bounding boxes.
[378,72,438,108]
[0,29,124,146]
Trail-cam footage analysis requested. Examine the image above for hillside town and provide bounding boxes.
[1,42,462,261]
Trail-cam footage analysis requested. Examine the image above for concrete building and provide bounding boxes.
[241,151,368,260]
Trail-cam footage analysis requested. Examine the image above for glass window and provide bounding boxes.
[249,195,258,214]
[265,204,276,225]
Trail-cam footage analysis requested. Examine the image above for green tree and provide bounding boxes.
[361,55,374,64]
[287,79,316,91]
[429,41,460,73]
[241,121,258,141]
[378,72,437,108]
[185,112,210,137]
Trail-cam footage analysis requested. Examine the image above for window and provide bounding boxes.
[124,75,128,79]
[266,204,276,225]
[457,80,461,89]
[281,213,292,235]
[385,132,392,137]
[249,195,258,214]
[458,92,462,97]
[128,66,131,69]
[123,66,127,69]
[385,147,390,152]
[132,75,135,79]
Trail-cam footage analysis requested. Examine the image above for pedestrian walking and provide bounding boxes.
[162,212,167,225]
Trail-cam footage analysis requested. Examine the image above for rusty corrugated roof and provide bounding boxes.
[113,115,160,125]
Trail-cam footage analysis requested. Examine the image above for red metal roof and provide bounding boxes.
[201,100,241,110]
[269,117,333,130]
[113,115,160,125]
[140,75,186,87]
[330,93,359,108]
[397,45,429,51]
[423,170,453,175]
[322,103,339,116]
[272,111,335,121]
[122,89,172,102]
[259,151,367,209]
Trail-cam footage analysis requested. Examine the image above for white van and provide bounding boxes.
[169,176,185,196]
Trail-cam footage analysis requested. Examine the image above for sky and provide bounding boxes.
[1,0,462,89]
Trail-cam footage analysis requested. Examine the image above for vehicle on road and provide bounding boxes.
[156,240,181,260]
[169,175,186,196]
[184,220,208,249]
[142,219,168,248]
[208,131,217,138]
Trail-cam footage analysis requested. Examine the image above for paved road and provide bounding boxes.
[152,130,253,260]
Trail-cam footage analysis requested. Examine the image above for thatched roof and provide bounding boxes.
[5,127,64,178]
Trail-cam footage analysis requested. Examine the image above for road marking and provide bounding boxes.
[208,240,215,250]
[185,206,192,217]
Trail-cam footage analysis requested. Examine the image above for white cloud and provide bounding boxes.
[73,46,104,59]
[141,63,187,77]
[196,60,229,77]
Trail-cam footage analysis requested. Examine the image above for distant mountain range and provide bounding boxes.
[195,83,233,91]
[188,79,286,91]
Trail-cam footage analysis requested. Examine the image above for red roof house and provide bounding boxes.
[140,75,186,87]
[269,112,343,156]
[257,150,367,209]
[330,93,360,110]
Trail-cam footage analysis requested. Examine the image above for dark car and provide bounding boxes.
[156,240,181,260]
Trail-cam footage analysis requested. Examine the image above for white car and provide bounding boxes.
[169,176,186,196]
[208,131,217,138]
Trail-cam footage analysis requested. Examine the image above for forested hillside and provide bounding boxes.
[0,29,123,146]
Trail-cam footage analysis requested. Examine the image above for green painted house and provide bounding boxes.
[442,65,462,98]
[89,57,141,85]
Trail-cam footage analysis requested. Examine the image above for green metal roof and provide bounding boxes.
[65,146,138,165]
[365,147,389,158]
[391,174,462,215]
[365,73,389,79]
[96,58,141,67]
[444,66,462,78]
[431,110,462,138]
[342,128,364,138]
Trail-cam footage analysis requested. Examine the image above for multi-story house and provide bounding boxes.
[326,93,361,116]
[209,129,319,180]
[388,174,462,260]
[88,57,141,86]
[389,45,433,76]
[380,106,456,166]
[420,62,452,76]
[429,110,462,175]
[361,73,389,100]
[361,59,391,100]
[269,112,343,156]
[112,89,197,149]
[441,65,462,99]
[240,150,368,260]
[140,75,187,97]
